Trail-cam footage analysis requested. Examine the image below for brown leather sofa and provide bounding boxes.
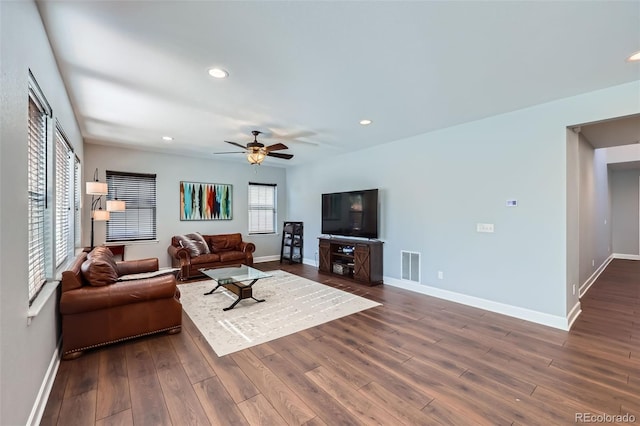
[59,246,182,360]
[168,233,255,280]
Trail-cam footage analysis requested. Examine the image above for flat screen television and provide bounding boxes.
[321,189,378,239]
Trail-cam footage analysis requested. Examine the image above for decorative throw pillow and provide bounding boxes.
[186,232,210,254]
[87,245,114,259]
[81,258,118,286]
[176,235,203,257]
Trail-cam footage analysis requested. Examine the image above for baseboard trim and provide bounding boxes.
[579,255,614,298]
[612,253,640,261]
[567,301,582,330]
[383,276,569,330]
[254,255,281,263]
[27,340,61,426]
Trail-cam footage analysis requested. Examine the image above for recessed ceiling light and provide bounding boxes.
[208,67,229,79]
[359,119,372,126]
[162,136,173,141]
[627,51,640,62]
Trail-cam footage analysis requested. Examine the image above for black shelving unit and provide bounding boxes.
[280,221,303,264]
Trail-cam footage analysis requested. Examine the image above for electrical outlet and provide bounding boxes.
[437,271,444,280]
[572,284,576,295]
[592,259,595,267]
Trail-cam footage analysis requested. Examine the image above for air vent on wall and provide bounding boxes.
[401,251,420,283]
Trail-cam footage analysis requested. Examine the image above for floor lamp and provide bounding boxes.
[86,169,126,250]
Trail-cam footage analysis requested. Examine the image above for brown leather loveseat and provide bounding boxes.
[59,246,182,360]
[168,233,255,280]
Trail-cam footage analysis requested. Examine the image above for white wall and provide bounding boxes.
[0,1,84,424]
[84,143,287,267]
[577,138,612,289]
[288,81,640,328]
[611,169,640,256]
[604,144,640,257]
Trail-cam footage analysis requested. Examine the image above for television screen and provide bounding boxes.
[321,189,378,239]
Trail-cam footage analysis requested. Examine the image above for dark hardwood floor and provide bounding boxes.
[41,259,640,425]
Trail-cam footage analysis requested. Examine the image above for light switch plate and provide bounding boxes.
[476,223,494,233]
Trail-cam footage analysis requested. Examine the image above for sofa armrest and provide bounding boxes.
[168,245,191,261]
[60,274,178,315]
[116,258,159,276]
[240,241,256,253]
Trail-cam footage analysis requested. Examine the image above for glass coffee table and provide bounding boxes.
[200,265,271,311]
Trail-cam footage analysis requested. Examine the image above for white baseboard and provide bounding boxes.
[579,255,614,298]
[254,255,281,263]
[567,301,582,330]
[612,252,640,261]
[27,341,61,426]
[254,255,316,265]
[383,276,570,330]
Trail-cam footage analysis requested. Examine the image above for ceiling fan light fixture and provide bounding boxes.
[208,67,229,79]
[359,119,372,126]
[247,148,267,165]
[627,51,640,62]
[162,136,173,141]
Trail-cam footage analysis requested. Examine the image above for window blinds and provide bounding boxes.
[74,156,81,247]
[55,127,73,267]
[248,183,276,234]
[106,171,157,241]
[27,94,48,302]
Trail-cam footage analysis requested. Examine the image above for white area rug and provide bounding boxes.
[178,270,381,356]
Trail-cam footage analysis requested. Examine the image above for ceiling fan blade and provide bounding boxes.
[267,152,293,160]
[265,143,289,152]
[225,140,248,149]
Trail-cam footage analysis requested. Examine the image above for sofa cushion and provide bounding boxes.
[190,253,221,265]
[186,232,210,254]
[81,258,118,287]
[175,234,207,257]
[209,234,242,253]
[219,251,247,263]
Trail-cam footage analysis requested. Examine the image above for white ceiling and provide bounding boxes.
[36,1,640,166]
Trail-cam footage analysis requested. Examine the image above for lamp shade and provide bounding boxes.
[247,149,266,165]
[106,199,126,212]
[92,209,110,221]
[86,181,108,195]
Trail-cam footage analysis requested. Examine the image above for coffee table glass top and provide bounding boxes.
[200,265,271,284]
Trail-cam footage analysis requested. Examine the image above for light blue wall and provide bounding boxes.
[0,1,84,424]
[288,81,640,322]
[83,143,288,267]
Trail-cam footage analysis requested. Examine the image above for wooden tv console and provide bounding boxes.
[318,237,383,286]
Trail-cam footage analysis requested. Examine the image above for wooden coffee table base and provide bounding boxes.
[204,279,266,311]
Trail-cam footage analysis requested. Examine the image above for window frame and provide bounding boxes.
[54,123,74,268]
[248,182,277,235]
[106,170,157,242]
[27,72,52,304]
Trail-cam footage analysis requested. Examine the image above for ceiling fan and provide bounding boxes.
[216,130,294,165]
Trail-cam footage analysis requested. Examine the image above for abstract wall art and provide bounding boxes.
[180,181,232,221]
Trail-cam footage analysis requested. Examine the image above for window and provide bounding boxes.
[27,76,51,302]
[106,171,157,241]
[55,126,73,267]
[74,156,81,247]
[248,182,277,234]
